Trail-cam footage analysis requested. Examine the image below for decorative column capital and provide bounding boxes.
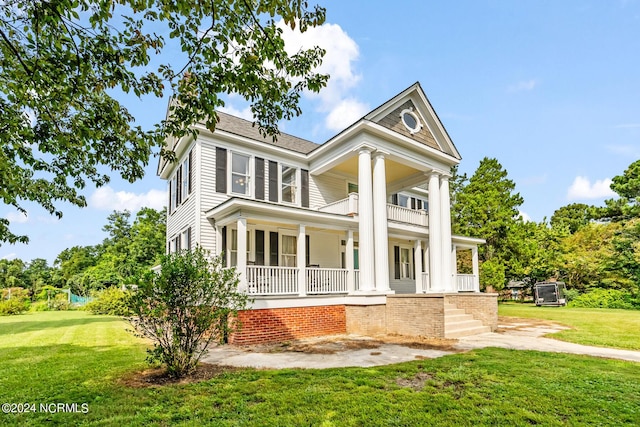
[354,144,376,155]
[372,149,390,160]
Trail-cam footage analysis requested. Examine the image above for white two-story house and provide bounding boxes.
[158,83,497,345]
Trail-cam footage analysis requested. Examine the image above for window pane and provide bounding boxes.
[399,195,409,207]
[232,174,249,194]
[232,154,249,174]
[282,185,295,203]
[281,166,296,203]
[348,182,358,193]
[282,166,295,185]
[231,229,237,250]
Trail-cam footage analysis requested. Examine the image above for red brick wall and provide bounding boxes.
[230,305,347,345]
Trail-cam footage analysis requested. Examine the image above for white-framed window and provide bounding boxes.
[181,153,191,200]
[231,152,250,195]
[170,175,178,212]
[281,234,297,267]
[400,108,422,134]
[181,228,191,251]
[400,247,411,279]
[230,229,251,266]
[281,165,297,203]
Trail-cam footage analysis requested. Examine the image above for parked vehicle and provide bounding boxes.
[534,282,567,306]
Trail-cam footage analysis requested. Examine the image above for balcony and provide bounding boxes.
[318,194,428,227]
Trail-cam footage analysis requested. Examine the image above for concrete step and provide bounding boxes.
[446,319,484,330]
[445,313,475,323]
[445,325,491,339]
[444,308,466,316]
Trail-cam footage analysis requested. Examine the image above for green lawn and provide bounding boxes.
[499,303,640,350]
[2,311,640,426]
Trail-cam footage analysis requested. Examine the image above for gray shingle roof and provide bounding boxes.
[215,111,320,154]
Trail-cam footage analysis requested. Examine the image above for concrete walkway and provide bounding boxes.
[202,320,640,369]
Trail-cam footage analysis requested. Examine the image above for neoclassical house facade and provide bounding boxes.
[158,83,497,344]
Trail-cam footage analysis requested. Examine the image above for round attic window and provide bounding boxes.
[400,109,421,134]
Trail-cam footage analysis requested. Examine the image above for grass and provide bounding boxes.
[1,311,640,426]
[499,303,640,350]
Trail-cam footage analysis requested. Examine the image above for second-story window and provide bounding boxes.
[281,165,297,203]
[231,153,250,195]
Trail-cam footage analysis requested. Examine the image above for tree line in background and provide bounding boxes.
[0,208,165,311]
[452,158,640,308]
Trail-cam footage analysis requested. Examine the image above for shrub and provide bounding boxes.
[0,298,29,315]
[563,288,580,303]
[570,288,637,310]
[85,287,129,316]
[127,247,249,378]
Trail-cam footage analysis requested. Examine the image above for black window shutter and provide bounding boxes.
[394,246,400,279]
[268,161,278,202]
[411,197,416,210]
[221,226,227,267]
[188,149,193,194]
[412,248,416,279]
[187,227,192,251]
[391,194,398,205]
[216,147,227,193]
[305,235,310,266]
[269,231,279,266]
[255,157,265,200]
[168,180,172,214]
[255,230,265,265]
[301,169,309,208]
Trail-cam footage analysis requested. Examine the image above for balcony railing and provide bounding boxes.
[306,268,348,294]
[318,194,428,227]
[387,204,428,226]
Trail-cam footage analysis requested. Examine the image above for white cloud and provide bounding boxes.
[607,144,640,157]
[219,105,254,121]
[89,186,166,211]
[613,123,640,129]
[567,176,616,200]
[278,21,368,129]
[324,98,370,131]
[5,211,29,224]
[518,211,532,222]
[1,253,17,260]
[508,79,537,93]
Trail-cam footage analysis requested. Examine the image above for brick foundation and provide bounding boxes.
[446,293,498,331]
[230,305,347,345]
[345,305,386,335]
[386,296,445,337]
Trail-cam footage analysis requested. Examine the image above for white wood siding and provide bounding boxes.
[309,174,347,209]
[167,143,197,251]
[199,139,226,254]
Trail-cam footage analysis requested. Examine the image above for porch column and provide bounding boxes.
[451,244,458,293]
[357,147,375,292]
[215,226,222,258]
[440,174,454,292]
[428,172,442,291]
[414,240,423,294]
[237,217,247,292]
[472,246,480,292]
[346,230,355,293]
[372,151,390,292]
[297,224,307,296]
[424,244,430,292]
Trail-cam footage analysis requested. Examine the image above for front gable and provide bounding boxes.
[364,82,461,160]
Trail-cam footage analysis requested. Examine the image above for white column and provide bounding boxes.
[357,147,375,292]
[237,217,247,292]
[451,244,458,292]
[428,172,442,291]
[472,246,480,292]
[297,224,307,296]
[414,240,423,294]
[423,244,430,292]
[346,230,355,293]
[372,151,390,292]
[215,226,222,258]
[440,174,454,292]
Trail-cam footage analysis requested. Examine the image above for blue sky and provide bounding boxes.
[2,0,639,264]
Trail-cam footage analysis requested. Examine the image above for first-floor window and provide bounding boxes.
[230,229,251,266]
[181,228,191,251]
[281,235,297,267]
[401,248,411,279]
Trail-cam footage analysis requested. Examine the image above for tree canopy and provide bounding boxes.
[0,0,328,244]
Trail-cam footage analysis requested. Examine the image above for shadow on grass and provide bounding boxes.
[0,314,126,336]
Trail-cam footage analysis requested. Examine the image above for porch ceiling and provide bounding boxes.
[330,156,423,184]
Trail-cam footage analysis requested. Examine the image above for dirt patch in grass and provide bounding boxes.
[239,334,460,355]
[496,316,569,333]
[120,363,240,388]
[396,372,435,391]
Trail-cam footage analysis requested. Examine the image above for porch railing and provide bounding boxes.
[246,266,298,295]
[317,193,359,215]
[387,204,428,226]
[456,274,477,292]
[354,269,360,291]
[306,268,348,294]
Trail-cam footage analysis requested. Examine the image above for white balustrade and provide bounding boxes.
[456,274,477,292]
[246,266,299,295]
[318,193,359,215]
[354,270,360,291]
[306,268,348,294]
[386,204,428,226]
[421,272,431,292]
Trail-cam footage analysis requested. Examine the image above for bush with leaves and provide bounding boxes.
[85,287,130,316]
[0,287,30,315]
[569,288,637,310]
[127,247,249,378]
